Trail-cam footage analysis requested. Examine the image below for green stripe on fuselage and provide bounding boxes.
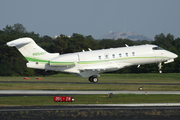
[25,56,75,66]
[78,56,169,64]
[24,56,169,65]
[49,61,75,66]
[25,56,48,63]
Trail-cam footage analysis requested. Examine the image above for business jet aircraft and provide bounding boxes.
[7,37,178,83]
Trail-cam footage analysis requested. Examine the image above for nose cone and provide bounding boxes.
[167,51,178,59]
[173,54,178,58]
[172,53,178,59]
[166,50,178,59]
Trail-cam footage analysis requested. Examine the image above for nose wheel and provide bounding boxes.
[89,76,98,83]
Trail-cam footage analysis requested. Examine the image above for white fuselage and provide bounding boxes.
[27,44,177,77]
[7,37,178,81]
[7,37,178,83]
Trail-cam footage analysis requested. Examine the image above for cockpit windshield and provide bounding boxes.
[152,46,164,50]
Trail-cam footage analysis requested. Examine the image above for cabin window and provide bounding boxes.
[99,56,101,60]
[126,53,128,57]
[112,54,115,58]
[119,53,121,57]
[132,52,135,56]
[105,55,108,59]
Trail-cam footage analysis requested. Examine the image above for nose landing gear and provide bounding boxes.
[89,76,98,83]
[158,62,162,73]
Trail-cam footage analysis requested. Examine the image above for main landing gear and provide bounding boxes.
[89,76,98,83]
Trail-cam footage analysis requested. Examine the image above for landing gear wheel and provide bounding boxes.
[158,62,162,74]
[92,77,98,83]
[89,76,93,82]
[88,76,98,83]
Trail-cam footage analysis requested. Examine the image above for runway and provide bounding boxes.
[1,81,180,85]
[0,104,180,120]
[0,90,180,96]
[1,104,180,112]
[1,90,180,119]
[1,105,179,120]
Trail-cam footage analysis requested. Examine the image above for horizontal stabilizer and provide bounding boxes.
[7,38,32,47]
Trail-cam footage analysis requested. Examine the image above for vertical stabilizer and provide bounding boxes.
[7,37,59,62]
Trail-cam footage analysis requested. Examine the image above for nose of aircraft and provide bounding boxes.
[172,53,178,59]
[170,52,178,59]
[166,50,178,59]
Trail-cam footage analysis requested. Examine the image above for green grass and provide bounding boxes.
[0,73,180,90]
[0,94,180,106]
[100,73,180,83]
[1,73,180,83]
[0,83,180,91]
[0,73,180,105]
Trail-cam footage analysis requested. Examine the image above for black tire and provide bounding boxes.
[89,76,93,82]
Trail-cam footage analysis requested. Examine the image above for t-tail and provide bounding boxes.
[7,37,59,69]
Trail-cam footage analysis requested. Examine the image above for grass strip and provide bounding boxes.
[0,83,180,91]
[0,73,180,91]
[1,73,180,83]
[0,94,180,106]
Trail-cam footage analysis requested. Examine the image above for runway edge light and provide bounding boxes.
[138,87,142,90]
[54,96,74,102]
[108,93,113,98]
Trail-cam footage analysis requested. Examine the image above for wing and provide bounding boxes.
[78,62,132,77]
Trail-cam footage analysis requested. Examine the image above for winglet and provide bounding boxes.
[125,44,129,47]
[88,48,92,51]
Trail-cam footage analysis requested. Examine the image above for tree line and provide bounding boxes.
[0,23,180,76]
